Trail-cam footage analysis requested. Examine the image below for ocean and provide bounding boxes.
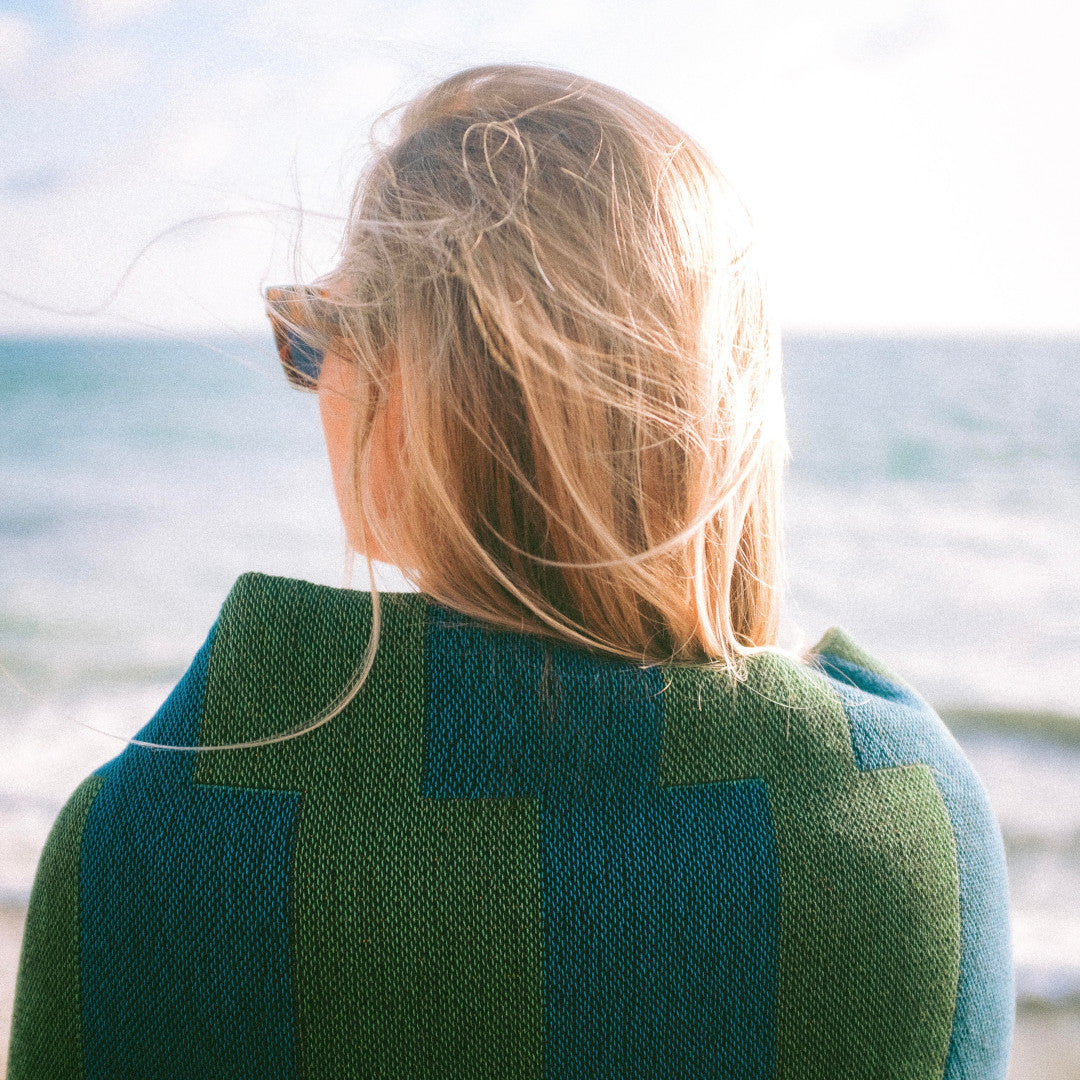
[1,333,1078,1028]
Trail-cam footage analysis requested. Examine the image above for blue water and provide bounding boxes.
[782,335,1080,716]
[2,333,1078,700]
[784,335,1079,501]
[0,336,341,690]
[1,333,1079,1006]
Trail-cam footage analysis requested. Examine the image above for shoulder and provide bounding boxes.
[802,627,1005,834]
[803,622,1010,840]
[804,625,949,765]
[803,627,1013,997]
[804,628,1015,1073]
[802,626,981,785]
[110,573,429,755]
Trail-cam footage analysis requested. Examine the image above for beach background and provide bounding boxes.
[3,0,1080,1074]
[1,331,1078,1076]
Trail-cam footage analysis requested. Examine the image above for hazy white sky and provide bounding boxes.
[0,0,1077,334]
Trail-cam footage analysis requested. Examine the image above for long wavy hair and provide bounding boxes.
[289,62,786,700]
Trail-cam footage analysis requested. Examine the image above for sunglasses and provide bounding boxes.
[264,285,340,391]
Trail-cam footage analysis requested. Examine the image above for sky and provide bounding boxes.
[0,0,1078,335]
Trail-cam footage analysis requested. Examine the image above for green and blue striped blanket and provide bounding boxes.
[9,572,1013,1078]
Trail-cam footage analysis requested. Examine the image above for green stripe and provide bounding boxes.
[808,626,901,683]
[8,775,105,1080]
[660,654,961,1079]
[194,574,544,1080]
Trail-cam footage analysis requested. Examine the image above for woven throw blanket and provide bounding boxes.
[9,572,1013,1079]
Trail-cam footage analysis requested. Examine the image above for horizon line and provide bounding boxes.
[3,326,1080,342]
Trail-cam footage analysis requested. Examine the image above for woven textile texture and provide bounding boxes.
[8,572,1014,1079]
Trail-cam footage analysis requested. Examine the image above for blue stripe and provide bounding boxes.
[816,653,1014,1080]
[424,606,779,1079]
[80,626,301,1080]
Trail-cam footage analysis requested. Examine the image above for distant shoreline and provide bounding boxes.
[938,707,1080,746]
[3,330,1080,343]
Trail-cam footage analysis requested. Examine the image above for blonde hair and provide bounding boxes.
[303,63,785,690]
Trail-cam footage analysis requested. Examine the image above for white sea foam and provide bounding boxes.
[1013,911,1080,1004]
[0,685,172,905]
[782,481,1080,715]
[957,733,1080,1006]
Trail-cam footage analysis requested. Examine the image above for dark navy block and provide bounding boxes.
[425,605,780,1080]
[80,627,301,1080]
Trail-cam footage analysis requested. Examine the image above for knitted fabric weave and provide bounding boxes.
[8,572,1013,1079]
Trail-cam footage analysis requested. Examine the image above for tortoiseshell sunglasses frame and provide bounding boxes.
[264,285,340,391]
